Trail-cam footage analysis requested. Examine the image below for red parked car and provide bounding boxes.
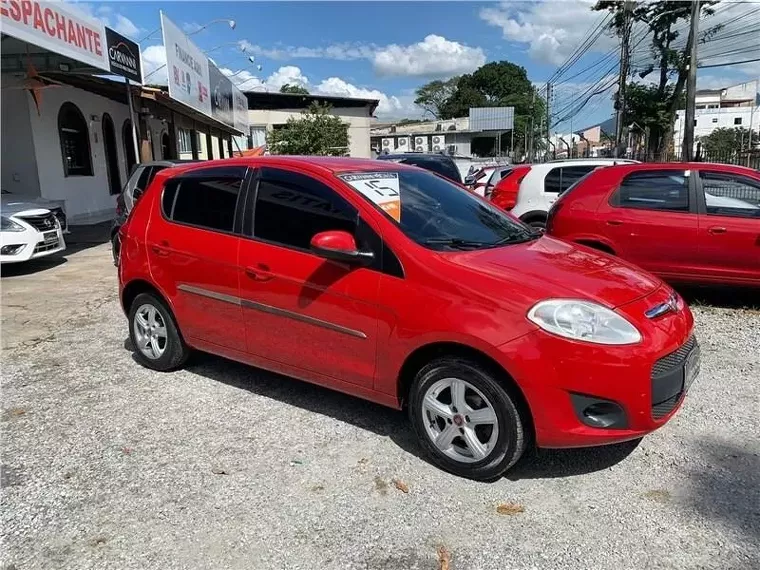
[118,156,698,480]
[547,163,760,287]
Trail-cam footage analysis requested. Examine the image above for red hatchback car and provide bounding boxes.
[547,163,760,287]
[119,156,699,480]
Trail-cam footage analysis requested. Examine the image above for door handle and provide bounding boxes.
[708,226,727,234]
[245,265,274,282]
[607,220,624,226]
[151,240,170,257]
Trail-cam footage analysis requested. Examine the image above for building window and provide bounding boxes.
[177,128,193,153]
[122,120,137,174]
[734,117,742,125]
[693,119,698,127]
[58,102,92,176]
[712,118,718,123]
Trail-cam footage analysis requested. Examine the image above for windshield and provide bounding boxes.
[339,169,538,251]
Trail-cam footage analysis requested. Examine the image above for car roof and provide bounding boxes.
[162,156,421,177]
[593,162,759,174]
[141,159,199,167]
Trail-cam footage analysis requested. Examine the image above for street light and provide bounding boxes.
[188,19,236,35]
[204,42,246,55]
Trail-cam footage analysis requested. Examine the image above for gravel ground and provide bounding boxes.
[2,243,759,570]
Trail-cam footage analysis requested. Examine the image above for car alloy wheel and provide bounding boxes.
[421,377,500,463]
[132,303,168,360]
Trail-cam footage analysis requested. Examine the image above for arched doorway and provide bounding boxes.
[161,132,171,159]
[58,102,92,176]
[122,119,137,174]
[102,114,121,194]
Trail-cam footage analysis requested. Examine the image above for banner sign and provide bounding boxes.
[209,62,234,128]
[161,12,211,117]
[105,27,142,83]
[1,0,109,72]
[160,12,247,134]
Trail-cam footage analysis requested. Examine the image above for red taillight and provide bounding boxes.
[491,166,531,211]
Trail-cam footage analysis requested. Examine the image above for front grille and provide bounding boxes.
[18,213,58,232]
[33,237,60,253]
[651,335,697,420]
[50,208,67,231]
[652,336,697,377]
[652,393,681,419]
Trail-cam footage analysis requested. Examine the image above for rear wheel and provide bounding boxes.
[409,357,526,481]
[128,292,189,371]
[526,219,546,230]
[111,233,120,266]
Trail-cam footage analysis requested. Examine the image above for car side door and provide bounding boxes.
[599,169,701,278]
[238,166,386,388]
[696,169,760,285]
[146,165,249,352]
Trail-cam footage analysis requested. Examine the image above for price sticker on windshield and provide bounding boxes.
[340,172,401,222]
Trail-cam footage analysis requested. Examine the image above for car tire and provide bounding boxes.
[128,292,189,372]
[527,219,546,230]
[408,357,526,481]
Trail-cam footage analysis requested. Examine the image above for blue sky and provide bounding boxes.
[75,1,760,131]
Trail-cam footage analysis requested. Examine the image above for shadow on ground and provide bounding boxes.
[126,341,639,480]
[677,285,760,311]
[687,440,760,545]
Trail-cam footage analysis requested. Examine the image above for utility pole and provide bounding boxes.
[614,0,634,158]
[545,82,552,161]
[528,90,536,161]
[682,0,701,161]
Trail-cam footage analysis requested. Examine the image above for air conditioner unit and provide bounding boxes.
[381,138,395,150]
[397,136,410,150]
[414,136,428,152]
[431,135,444,146]
[432,144,443,152]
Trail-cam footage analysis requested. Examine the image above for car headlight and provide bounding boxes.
[527,299,641,345]
[1,216,25,232]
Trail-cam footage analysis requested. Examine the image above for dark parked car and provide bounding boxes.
[377,153,462,184]
[111,160,197,264]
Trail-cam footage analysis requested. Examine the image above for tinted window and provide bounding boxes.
[544,166,596,194]
[254,167,357,250]
[701,171,760,218]
[339,169,536,251]
[167,174,243,232]
[396,157,461,183]
[616,170,689,212]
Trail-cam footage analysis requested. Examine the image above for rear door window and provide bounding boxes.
[700,171,760,218]
[614,170,690,212]
[163,166,246,233]
[544,165,597,194]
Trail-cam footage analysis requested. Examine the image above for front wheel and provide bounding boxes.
[409,357,527,481]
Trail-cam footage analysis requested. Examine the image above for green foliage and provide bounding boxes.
[593,1,721,156]
[698,127,759,155]
[414,77,460,119]
[414,61,547,154]
[279,84,310,95]
[267,102,349,156]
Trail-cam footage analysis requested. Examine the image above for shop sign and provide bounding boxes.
[105,26,142,83]
[161,11,211,117]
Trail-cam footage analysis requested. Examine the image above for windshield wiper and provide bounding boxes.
[423,238,493,250]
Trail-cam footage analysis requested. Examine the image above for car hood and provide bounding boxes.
[1,194,62,214]
[444,236,661,309]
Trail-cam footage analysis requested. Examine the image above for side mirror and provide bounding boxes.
[310,230,375,266]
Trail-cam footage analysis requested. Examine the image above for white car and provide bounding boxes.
[1,199,66,264]
[489,159,638,228]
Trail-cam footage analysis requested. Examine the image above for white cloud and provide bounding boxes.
[480,0,613,66]
[373,34,486,77]
[141,45,168,84]
[113,14,139,38]
[222,64,419,118]
[182,22,203,35]
[240,35,485,78]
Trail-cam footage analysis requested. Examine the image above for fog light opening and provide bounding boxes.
[1,244,26,256]
[583,402,620,428]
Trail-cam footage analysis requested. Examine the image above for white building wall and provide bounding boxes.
[247,106,372,157]
[24,83,131,224]
[1,83,40,197]
[674,106,759,150]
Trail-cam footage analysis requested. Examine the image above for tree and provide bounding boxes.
[280,84,309,95]
[415,61,547,156]
[267,102,349,156]
[698,127,759,157]
[414,77,460,118]
[593,1,720,158]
